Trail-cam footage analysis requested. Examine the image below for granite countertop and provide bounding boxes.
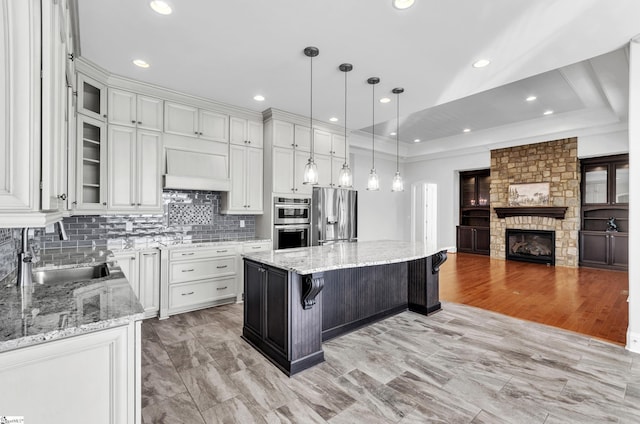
[242,240,452,274]
[0,248,144,353]
[108,237,272,252]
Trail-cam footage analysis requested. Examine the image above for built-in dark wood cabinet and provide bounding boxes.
[579,154,628,270]
[457,169,490,255]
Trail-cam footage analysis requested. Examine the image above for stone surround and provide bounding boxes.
[490,138,580,267]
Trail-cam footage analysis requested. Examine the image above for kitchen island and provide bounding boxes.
[241,240,449,376]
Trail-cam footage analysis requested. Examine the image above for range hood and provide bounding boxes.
[163,148,230,191]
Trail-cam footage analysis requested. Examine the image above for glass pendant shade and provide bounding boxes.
[391,171,404,192]
[303,159,319,185]
[338,163,353,187]
[367,169,380,191]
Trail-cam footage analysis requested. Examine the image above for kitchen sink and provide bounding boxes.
[32,263,110,285]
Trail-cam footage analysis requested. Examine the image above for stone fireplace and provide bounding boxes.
[506,229,555,265]
[490,138,580,267]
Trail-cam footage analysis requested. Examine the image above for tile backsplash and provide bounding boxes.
[0,229,21,282]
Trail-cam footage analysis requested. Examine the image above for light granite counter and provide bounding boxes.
[242,240,452,274]
[0,248,144,353]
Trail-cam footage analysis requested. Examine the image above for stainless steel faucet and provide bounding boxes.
[16,221,68,287]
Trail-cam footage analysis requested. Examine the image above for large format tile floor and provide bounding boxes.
[141,302,640,423]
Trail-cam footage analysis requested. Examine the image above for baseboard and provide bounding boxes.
[626,329,640,353]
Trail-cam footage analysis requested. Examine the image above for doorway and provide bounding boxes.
[411,182,437,244]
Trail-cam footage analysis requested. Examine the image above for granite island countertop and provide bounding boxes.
[242,240,452,274]
[0,248,144,353]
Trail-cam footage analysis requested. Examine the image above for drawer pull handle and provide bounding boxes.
[216,250,228,253]
[252,246,261,249]
[216,286,228,290]
[182,269,194,272]
[182,252,195,256]
[181,291,195,296]
[216,265,228,269]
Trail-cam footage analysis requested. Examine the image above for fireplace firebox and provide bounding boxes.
[506,229,555,265]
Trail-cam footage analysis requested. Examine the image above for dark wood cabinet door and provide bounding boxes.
[475,227,491,254]
[579,232,609,266]
[610,233,628,267]
[264,267,289,358]
[457,226,474,253]
[244,260,264,337]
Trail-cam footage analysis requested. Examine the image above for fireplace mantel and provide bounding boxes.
[494,206,568,219]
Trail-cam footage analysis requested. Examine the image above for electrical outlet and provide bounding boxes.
[125,221,133,231]
[240,220,245,228]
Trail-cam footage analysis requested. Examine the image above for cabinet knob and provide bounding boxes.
[103,114,107,118]
[291,143,295,147]
[57,193,67,200]
[195,131,199,135]
[131,120,136,124]
[131,203,135,206]
[247,140,251,144]
[216,286,228,290]
[102,202,107,206]
[138,121,142,125]
[137,203,142,206]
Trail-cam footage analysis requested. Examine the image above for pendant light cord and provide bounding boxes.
[396,93,400,172]
[371,82,375,169]
[310,54,314,161]
[344,67,348,162]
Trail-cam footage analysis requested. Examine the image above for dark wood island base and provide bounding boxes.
[242,246,448,376]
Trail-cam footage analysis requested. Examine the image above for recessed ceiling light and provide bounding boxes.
[414,138,421,143]
[133,59,150,68]
[463,128,471,133]
[390,132,397,136]
[329,117,339,122]
[526,96,537,102]
[253,95,265,102]
[149,0,172,15]
[543,110,554,115]
[393,0,415,10]
[379,97,391,104]
[472,59,491,68]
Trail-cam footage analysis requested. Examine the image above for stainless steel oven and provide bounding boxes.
[274,224,310,250]
[274,197,310,225]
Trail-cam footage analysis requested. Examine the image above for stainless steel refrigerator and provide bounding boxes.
[311,187,357,245]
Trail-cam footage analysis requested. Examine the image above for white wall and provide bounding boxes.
[351,150,406,241]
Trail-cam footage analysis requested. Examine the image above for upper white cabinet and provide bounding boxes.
[222,144,263,214]
[108,88,163,131]
[267,120,316,195]
[272,121,311,152]
[164,101,228,142]
[230,117,263,147]
[77,73,107,121]
[73,114,107,212]
[107,125,162,212]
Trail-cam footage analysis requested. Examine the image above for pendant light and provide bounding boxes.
[303,46,319,185]
[366,77,380,191]
[338,63,353,187]
[391,87,404,192]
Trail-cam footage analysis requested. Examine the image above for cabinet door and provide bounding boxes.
[331,156,345,187]
[108,88,136,127]
[474,227,491,254]
[137,130,162,210]
[273,121,294,148]
[199,109,228,142]
[139,250,160,317]
[107,125,136,210]
[332,134,347,159]
[114,251,138,296]
[313,129,332,156]
[244,261,264,337]
[273,147,295,194]
[315,154,332,187]
[77,73,106,121]
[294,150,313,195]
[164,102,198,137]
[456,226,474,253]
[245,147,263,212]
[230,117,247,146]
[294,125,311,152]
[228,144,247,210]
[248,120,263,148]
[75,114,107,211]
[264,267,289,357]
[579,232,609,266]
[137,95,163,131]
[610,233,628,267]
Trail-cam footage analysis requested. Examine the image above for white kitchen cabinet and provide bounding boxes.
[294,150,314,196]
[272,147,313,195]
[314,129,333,156]
[108,88,163,131]
[160,245,238,319]
[164,101,228,142]
[272,120,294,148]
[77,73,107,121]
[295,125,312,152]
[316,154,332,187]
[73,114,108,212]
[332,156,347,187]
[114,249,160,318]
[107,125,162,212]
[222,144,263,214]
[332,134,347,159]
[0,322,141,424]
[230,117,263,147]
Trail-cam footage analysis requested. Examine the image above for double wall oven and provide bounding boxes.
[273,197,310,250]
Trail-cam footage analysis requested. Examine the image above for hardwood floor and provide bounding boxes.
[439,253,629,345]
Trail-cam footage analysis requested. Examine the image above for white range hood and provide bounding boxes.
[163,148,230,191]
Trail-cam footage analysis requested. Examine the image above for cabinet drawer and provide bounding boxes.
[243,242,271,253]
[169,277,236,309]
[170,245,237,261]
[169,257,236,283]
